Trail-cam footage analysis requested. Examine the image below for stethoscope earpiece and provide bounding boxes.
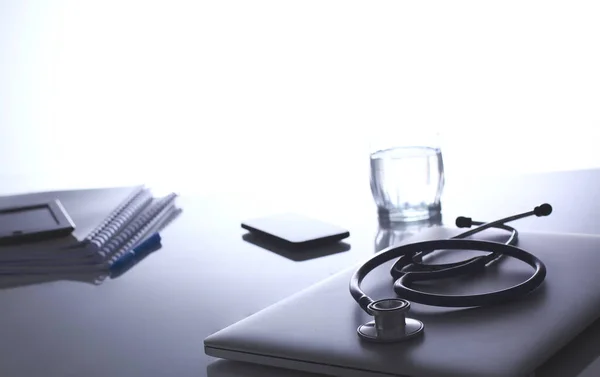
[534,203,553,217]
[357,298,424,342]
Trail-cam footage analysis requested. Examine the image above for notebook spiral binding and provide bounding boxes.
[99,193,178,261]
[87,190,153,250]
[85,187,146,243]
[106,203,180,267]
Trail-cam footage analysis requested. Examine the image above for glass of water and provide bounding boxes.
[369,131,445,222]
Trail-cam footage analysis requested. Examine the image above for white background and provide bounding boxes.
[1,1,599,194]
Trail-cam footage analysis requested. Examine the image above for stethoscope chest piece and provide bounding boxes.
[357,298,424,343]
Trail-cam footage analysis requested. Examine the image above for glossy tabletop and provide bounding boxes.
[3,2,600,376]
[1,168,600,377]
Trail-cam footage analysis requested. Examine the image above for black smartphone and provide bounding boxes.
[241,213,350,249]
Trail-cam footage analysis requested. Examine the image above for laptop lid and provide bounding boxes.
[205,227,600,377]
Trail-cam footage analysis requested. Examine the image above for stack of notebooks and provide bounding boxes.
[0,185,181,277]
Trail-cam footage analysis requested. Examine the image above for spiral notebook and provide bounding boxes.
[0,186,147,260]
[0,186,180,273]
[0,205,182,283]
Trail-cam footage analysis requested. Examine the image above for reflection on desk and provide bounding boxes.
[207,359,322,377]
[242,233,351,262]
[0,241,162,290]
[0,272,107,290]
[375,214,443,252]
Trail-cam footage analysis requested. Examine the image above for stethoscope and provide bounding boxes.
[349,203,553,343]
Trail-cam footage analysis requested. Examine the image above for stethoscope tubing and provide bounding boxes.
[350,238,546,312]
[351,203,553,313]
[393,239,546,307]
[350,204,552,343]
[390,222,517,279]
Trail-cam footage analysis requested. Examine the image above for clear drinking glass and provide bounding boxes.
[369,131,445,222]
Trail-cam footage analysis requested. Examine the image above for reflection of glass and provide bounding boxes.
[370,132,444,223]
[374,213,442,253]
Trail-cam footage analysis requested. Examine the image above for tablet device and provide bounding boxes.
[241,213,349,249]
[0,199,75,245]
